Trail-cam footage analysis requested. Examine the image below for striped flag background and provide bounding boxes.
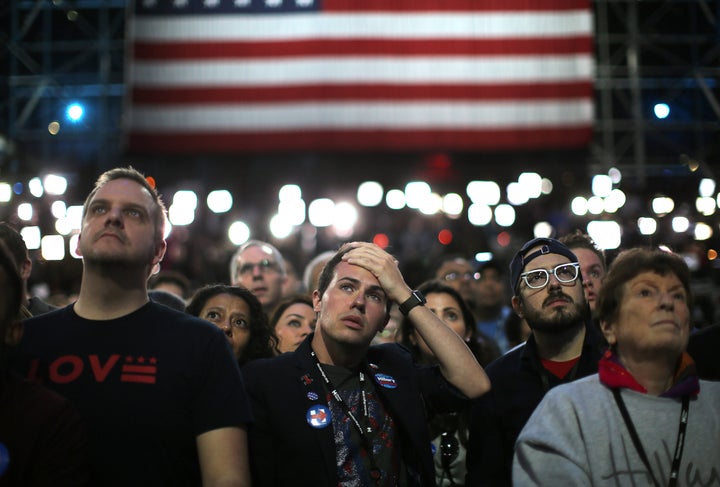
[125,0,594,153]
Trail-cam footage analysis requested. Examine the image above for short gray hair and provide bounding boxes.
[229,239,287,282]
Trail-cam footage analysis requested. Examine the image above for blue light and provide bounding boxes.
[12,182,23,195]
[66,103,84,122]
[653,103,670,119]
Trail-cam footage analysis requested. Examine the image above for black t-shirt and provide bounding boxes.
[14,302,251,487]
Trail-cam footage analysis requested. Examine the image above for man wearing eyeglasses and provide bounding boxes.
[433,255,479,306]
[230,239,288,314]
[466,237,604,486]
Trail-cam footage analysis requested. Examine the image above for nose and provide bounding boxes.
[251,265,264,279]
[547,273,562,289]
[658,292,675,310]
[351,292,366,312]
[105,206,124,226]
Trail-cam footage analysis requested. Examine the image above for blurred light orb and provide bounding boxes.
[385,189,406,210]
[442,193,464,217]
[638,217,657,235]
[228,221,250,246]
[357,181,384,207]
[694,223,713,241]
[44,174,68,195]
[270,214,293,239]
[652,196,674,215]
[207,190,233,213]
[405,181,431,209]
[533,221,554,238]
[466,181,500,205]
[587,221,622,249]
[494,204,516,227]
[308,198,335,227]
[571,196,588,216]
[671,216,689,233]
[468,203,492,226]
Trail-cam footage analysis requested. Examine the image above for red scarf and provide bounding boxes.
[598,349,700,398]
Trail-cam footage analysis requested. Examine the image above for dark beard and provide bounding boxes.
[522,294,589,334]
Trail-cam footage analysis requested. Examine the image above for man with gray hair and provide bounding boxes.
[230,239,288,313]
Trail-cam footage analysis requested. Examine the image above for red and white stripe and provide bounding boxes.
[126,0,594,152]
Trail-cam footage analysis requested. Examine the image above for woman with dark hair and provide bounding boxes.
[186,284,276,366]
[269,293,316,354]
[398,279,499,486]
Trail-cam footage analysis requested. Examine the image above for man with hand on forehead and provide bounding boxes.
[466,237,605,486]
[242,241,490,486]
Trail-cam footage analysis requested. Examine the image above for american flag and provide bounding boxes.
[125,0,594,153]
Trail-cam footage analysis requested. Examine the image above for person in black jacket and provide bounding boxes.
[242,241,491,486]
[687,323,720,380]
[0,222,57,316]
[465,237,605,486]
[0,240,90,486]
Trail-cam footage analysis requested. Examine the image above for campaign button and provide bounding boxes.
[307,405,331,428]
[374,373,398,389]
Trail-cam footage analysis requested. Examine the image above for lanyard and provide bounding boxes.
[612,389,689,487]
[310,350,381,482]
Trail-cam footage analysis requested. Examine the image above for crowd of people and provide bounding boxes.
[0,165,718,486]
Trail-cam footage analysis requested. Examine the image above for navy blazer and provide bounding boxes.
[241,334,470,486]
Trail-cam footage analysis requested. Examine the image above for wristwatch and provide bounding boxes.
[398,290,426,316]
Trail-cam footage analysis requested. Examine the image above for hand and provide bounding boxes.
[339,242,412,303]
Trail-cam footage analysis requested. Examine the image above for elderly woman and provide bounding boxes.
[513,247,720,486]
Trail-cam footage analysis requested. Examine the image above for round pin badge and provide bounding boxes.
[306,391,319,401]
[306,404,332,429]
[374,373,398,389]
[0,443,9,476]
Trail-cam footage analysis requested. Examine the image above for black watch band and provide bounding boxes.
[398,290,426,316]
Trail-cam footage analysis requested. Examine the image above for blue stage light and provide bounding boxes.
[66,103,84,122]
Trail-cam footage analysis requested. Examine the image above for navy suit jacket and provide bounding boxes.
[241,334,470,486]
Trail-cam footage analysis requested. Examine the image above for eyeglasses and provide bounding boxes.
[443,271,481,282]
[519,262,580,289]
[238,259,279,276]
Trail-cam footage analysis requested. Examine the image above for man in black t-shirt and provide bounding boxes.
[14,167,251,487]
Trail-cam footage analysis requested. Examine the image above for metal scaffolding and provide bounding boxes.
[592,0,720,186]
[3,0,720,184]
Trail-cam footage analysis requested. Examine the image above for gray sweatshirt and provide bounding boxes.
[513,374,720,486]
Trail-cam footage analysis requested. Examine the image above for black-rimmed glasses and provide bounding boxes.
[519,262,580,289]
